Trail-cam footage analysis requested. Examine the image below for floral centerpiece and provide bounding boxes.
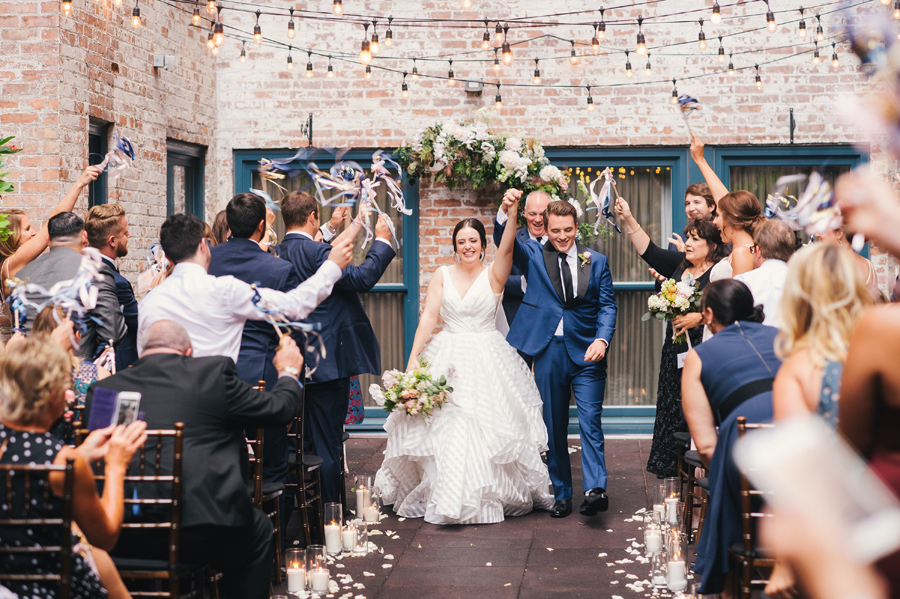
[369,360,453,421]
[642,276,703,344]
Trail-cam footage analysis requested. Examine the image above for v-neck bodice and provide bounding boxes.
[440,266,502,334]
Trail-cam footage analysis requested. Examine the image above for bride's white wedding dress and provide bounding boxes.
[375,266,556,525]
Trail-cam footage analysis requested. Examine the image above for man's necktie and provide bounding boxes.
[559,252,573,303]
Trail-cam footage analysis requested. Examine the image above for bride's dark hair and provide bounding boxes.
[451,218,487,254]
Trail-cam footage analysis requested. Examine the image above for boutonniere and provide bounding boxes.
[578,252,592,268]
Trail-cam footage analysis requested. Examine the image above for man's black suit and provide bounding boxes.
[86,353,302,599]
[276,232,395,503]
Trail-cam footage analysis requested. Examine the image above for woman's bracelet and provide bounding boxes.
[626,225,640,235]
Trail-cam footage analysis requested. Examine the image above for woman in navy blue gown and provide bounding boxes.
[680,279,782,594]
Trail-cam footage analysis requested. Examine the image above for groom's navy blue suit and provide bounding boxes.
[496,217,617,501]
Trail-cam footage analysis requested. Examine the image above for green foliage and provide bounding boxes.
[0,136,23,241]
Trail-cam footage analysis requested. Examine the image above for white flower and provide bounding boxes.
[480,141,496,157]
[369,384,386,406]
[568,198,584,218]
[673,296,690,311]
[504,136,523,153]
[540,165,563,184]
[416,381,429,392]
[382,370,400,389]
[675,282,694,298]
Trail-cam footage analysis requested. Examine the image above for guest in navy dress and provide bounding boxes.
[680,279,781,594]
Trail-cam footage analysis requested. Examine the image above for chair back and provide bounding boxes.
[286,383,305,468]
[247,380,265,507]
[0,457,76,599]
[735,416,776,555]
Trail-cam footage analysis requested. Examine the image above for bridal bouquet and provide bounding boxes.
[642,276,702,344]
[369,360,453,421]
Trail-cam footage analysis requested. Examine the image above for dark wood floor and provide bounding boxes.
[275,437,681,599]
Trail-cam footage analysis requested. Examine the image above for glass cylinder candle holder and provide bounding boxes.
[324,502,343,555]
[644,515,663,556]
[306,544,326,588]
[342,520,357,553]
[667,531,689,592]
[309,565,330,596]
[285,548,306,594]
[652,483,667,521]
[363,488,381,523]
[353,519,368,555]
[651,550,668,588]
[665,476,681,499]
[355,475,372,513]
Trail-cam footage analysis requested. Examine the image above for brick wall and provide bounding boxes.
[0,0,217,277]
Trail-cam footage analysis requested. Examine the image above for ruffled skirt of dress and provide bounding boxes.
[374,329,555,525]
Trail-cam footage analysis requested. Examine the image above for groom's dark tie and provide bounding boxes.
[559,252,573,303]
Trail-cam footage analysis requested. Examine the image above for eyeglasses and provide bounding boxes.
[748,245,760,255]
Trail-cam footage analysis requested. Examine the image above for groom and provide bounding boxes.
[495,190,617,518]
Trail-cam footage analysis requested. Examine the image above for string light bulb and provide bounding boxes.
[206,29,215,49]
[327,56,334,78]
[240,42,247,62]
[597,8,606,40]
[894,0,900,19]
[718,36,726,63]
[798,7,807,38]
[305,52,313,78]
[287,8,295,39]
[815,14,824,41]
[206,0,216,14]
[401,72,409,98]
[698,18,706,50]
[462,0,472,9]
[332,0,342,16]
[494,84,502,110]
[728,54,735,76]
[447,60,455,86]
[586,86,594,112]
[287,46,294,71]
[370,19,380,55]
[625,50,633,78]
[495,22,504,44]
[493,49,500,71]
[481,19,491,49]
[711,1,721,24]
[501,27,512,64]
[62,0,72,16]
[645,53,652,76]
[765,0,776,32]
[755,64,762,89]
[213,17,225,47]
[533,59,541,84]
[131,0,141,27]
[412,59,418,79]
[359,23,372,64]
[211,45,219,56]
[832,42,839,67]
[636,16,647,56]
[671,79,678,104]
[882,0,891,6]
[813,42,820,64]
[191,5,201,26]
[385,16,394,47]
[253,10,262,45]
[114,0,123,7]
[569,41,579,66]
[365,65,372,80]
[591,23,600,55]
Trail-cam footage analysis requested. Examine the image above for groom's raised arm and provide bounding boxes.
[495,205,533,276]
[594,256,617,346]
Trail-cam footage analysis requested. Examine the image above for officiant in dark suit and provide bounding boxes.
[492,190,550,367]
[276,191,396,504]
[87,319,304,599]
[208,192,303,486]
[495,195,617,518]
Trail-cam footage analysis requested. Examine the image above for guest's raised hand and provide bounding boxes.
[689,133,705,164]
[501,189,523,213]
[329,206,350,230]
[76,165,103,188]
[327,234,354,269]
[614,197,632,220]
[584,339,607,362]
[375,214,394,242]
[274,335,304,375]
[106,420,148,471]
[835,168,900,249]
[648,267,667,283]
[668,234,686,252]
[76,424,115,463]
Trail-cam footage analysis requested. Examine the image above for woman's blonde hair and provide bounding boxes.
[32,306,79,368]
[0,336,71,426]
[0,209,27,264]
[776,243,872,363]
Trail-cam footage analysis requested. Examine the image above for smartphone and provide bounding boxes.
[734,415,900,564]
[114,392,142,427]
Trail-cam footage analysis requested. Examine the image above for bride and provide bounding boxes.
[374,193,555,525]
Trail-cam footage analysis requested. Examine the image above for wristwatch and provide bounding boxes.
[325,222,337,234]
[278,366,301,378]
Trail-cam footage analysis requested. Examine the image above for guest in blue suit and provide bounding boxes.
[495,195,617,518]
[276,191,396,504]
[208,192,303,487]
[85,204,139,369]
[492,190,550,368]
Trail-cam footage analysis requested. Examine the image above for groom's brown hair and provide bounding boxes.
[543,200,578,227]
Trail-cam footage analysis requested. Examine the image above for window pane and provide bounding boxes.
[171,165,186,215]
[605,290,661,406]
[357,292,405,406]
[250,169,405,284]
[728,164,851,205]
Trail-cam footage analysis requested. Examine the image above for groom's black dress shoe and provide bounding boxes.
[549,500,572,518]
[579,488,609,516]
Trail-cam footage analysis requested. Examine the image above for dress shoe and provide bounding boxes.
[579,488,609,516]
[549,499,572,518]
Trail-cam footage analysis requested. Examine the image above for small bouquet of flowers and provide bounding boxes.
[642,276,702,344]
[369,360,453,421]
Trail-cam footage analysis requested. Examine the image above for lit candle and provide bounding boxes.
[356,486,371,511]
[287,563,306,593]
[324,522,342,555]
[653,503,665,521]
[342,525,356,552]
[311,567,330,593]
[364,504,379,523]
[667,560,687,591]
[644,529,662,555]
[665,497,679,524]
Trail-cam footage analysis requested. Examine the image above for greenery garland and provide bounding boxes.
[0,137,22,241]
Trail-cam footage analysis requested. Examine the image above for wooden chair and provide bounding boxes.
[730,416,776,599]
[249,381,285,584]
[0,458,76,598]
[285,385,324,547]
[679,445,707,545]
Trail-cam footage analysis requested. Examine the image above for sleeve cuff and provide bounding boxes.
[496,209,509,226]
[374,238,392,247]
[595,339,609,348]
[320,224,336,242]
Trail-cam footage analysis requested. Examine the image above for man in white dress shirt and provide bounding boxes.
[734,219,796,328]
[137,213,355,360]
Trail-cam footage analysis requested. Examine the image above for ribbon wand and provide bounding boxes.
[677,95,702,139]
[250,283,287,344]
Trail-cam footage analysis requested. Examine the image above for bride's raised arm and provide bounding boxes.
[406,267,444,371]
[489,190,521,293]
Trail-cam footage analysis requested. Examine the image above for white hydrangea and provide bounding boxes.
[540,165,564,185]
[505,136,523,153]
[673,296,690,311]
[675,281,695,298]
[368,384,386,406]
[568,198,584,218]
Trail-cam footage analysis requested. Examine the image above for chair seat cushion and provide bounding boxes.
[112,556,202,573]
[673,431,692,446]
[262,481,284,498]
[289,453,324,469]
[684,450,703,468]
[697,477,709,490]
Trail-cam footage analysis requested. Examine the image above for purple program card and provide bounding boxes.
[88,387,118,431]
